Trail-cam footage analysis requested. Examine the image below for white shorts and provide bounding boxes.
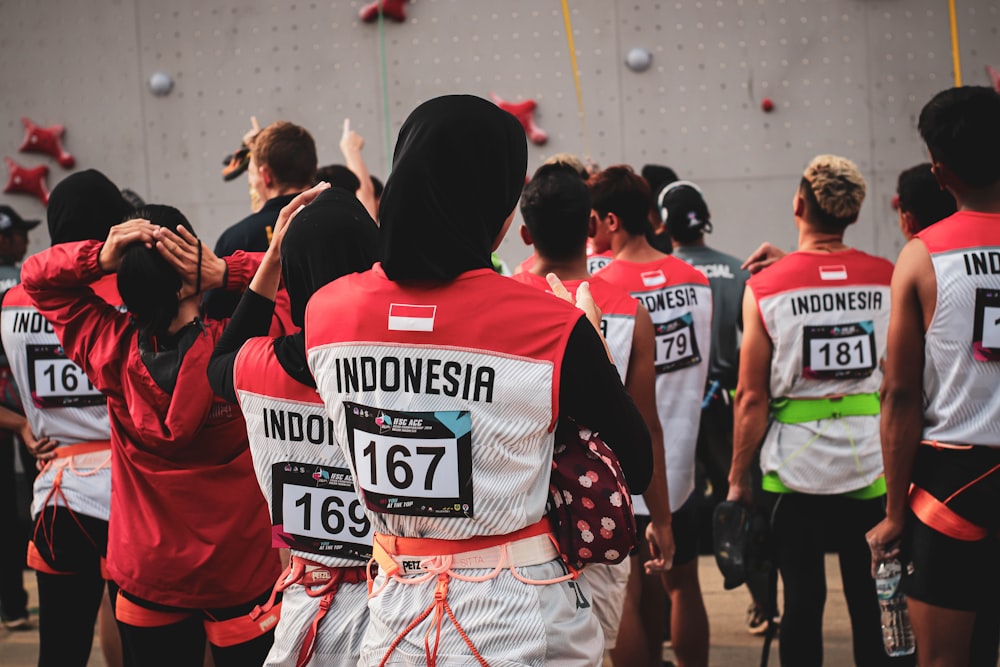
[361,559,603,666]
[265,578,369,667]
[580,560,631,649]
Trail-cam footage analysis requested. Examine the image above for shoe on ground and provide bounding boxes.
[746,603,769,636]
[2,615,32,631]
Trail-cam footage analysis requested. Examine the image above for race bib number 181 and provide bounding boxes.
[802,321,877,379]
[345,403,474,518]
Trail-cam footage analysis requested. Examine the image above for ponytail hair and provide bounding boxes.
[116,204,194,337]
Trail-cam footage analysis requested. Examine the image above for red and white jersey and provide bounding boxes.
[586,250,614,275]
[305,264,582,541]
[749,249,892,493]
[597,256,712,512]
[235,337,373,568]
[917,212,1000,447]
[510,272,636,384]
[1,281,117,521]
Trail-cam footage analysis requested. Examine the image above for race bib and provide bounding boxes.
[653,313,701,374]
[973,288,1000,362]
[802,321,877,379]
[272,462,372,560]
[345,403,473,518]
[26,344,104,408]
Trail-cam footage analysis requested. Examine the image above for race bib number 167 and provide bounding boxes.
[345,403,474,518]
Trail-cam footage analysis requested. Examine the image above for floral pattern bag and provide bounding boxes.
[546,419,637,569]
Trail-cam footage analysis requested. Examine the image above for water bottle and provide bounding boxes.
[875,558,916,656]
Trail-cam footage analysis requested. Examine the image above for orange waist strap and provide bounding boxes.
[53,441,112,459]
[115,592,191,628]
[908,485,988,542]
[375,517,551,559]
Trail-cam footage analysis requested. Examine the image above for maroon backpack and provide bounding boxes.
[546,420,638,569]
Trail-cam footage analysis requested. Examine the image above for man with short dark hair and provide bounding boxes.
[896,162,957,239]
[592,164,712,667]
[868,86,1000,667]
[512,163,675,661]
[205,120,317,319]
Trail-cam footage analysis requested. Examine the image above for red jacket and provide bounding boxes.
[21,241,279,608]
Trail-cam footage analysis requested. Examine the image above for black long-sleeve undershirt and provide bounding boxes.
[208,295,652,493]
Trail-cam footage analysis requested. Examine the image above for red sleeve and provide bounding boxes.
[20,241,131,397]
[222,251,264,292]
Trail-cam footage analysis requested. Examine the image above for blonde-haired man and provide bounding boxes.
[728,156,909,665]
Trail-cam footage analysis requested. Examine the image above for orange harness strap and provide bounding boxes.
[26,541,62,575]
[51,441,112,458]
[374,518,557,667]
[909,485,989,542]
[115,592,192,627]
[294,562,367,667]
[203,603,281,648]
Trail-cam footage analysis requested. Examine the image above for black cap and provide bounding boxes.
[0,205,41,234]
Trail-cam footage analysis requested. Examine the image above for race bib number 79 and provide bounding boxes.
[653,313,702,374]
[345,403,473,518]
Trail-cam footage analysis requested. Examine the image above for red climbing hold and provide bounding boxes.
[3,157,50,205]
[490,93,548,145]
[18,117,75,169]
[359,0,407,23]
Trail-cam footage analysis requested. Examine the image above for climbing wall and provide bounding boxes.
[1,0,998,265]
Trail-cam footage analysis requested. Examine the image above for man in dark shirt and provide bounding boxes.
[204,121,317,319]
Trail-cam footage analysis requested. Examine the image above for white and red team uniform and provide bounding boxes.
[907,212,1000,554]
[748,250,892,493]
[234,337,372,667]
[1,279,118,568]
[306,264,603,666]
[597,257,712,513]
[510,271,637,648]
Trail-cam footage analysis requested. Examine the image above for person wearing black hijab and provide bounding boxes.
[206,182,378,666]
[304,95,654,665]
[0,169,132,666]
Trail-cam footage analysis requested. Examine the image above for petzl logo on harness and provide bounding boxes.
[388,303,436,332]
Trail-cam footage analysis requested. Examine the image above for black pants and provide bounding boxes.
[33,507,109,667]
[109,582,275,667]
[0,429,32,622]
[768,492,915,667]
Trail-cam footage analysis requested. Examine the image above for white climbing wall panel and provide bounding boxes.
[0,0,998,265]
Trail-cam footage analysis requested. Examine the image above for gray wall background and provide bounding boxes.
[1,0,998,266]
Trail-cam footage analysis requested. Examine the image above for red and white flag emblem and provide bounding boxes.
[388,303,436,332]
[641,270,667,287]
[819,265,848,281]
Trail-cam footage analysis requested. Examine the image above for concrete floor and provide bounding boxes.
[0,554,857,666]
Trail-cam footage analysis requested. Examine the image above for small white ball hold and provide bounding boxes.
[148,71,174,96]
[625,47,653,72]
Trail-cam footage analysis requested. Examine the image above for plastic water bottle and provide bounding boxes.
[875,559,916,656]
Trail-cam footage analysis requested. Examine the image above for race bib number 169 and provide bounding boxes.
[345,403,474,518]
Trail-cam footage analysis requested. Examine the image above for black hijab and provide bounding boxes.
[378,95,528,282]
[280,186,379,328]
[47,170,133,245]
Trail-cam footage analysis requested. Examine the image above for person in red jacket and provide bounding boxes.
[21,205,281,667]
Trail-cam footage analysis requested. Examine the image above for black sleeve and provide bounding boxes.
[557,317,653,493]
[207,288,276,404]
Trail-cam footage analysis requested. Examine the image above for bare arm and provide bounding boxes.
[340,119,377,221]
[866,239,933,567]
[741,242,786,275]
[727,286,773,505]
[626,304,675,571]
